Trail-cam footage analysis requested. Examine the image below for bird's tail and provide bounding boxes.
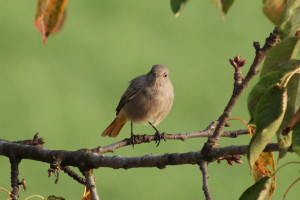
[101,112,127,137]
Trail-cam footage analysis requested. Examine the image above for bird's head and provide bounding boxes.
[147,64,170,85]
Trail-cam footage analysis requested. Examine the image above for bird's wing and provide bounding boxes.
[115,75,145,115]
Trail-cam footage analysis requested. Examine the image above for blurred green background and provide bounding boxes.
[0,0,299,199]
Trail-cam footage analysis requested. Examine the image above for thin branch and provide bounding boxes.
[81,170,100,200]
[283,177,300,200]
[61,166,86,185]
[199,161,211,200]
[207,27,280,147]
[92,123,248,154]
[0,140,291,170]
[9,157,21,200]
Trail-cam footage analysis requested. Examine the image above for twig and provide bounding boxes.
[92,122,248,154]
[81,170,100,200]
[199,161,211,200]
[13,133,44,146]
[0,186,11,195]
[9,157,21,200]
[23,195,45,200]
[283,177,300,200]
[61,166,86,185]
[207,27,280,147]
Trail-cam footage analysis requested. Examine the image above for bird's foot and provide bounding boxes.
[155,131,166,147]
[130,134,139,149]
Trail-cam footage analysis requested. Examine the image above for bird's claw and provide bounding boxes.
[130,134,138,149]
[155,132,166,147]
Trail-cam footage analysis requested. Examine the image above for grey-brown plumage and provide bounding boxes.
[102,64,174,137]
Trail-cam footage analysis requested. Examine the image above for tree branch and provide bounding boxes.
[199,161,211,200]
[61,166,86,185]
[207,27,281,147]
[9,157,21,200]
[81,170,100,200]
[92,121,248,154]
[0,139,291,170]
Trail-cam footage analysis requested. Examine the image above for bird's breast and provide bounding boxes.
[123,83,174,125]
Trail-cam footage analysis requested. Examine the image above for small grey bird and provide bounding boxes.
[102,64,174,145]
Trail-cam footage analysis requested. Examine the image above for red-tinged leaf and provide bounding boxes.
[279,0,300,39]
[34,0,68,44]
[82,187,92,200]
[249,126,276,200]
[263,0,287,25]
[253,152,276,199]
[51,9,66,34]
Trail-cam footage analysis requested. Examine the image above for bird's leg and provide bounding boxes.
[130,121,135,148]
[148,122,166,147]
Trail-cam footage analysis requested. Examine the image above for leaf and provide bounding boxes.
[47,195,65,200]
[277,67,300,159]
[260,37,300,78]
[279,0,300,39]
[263,0,287,25]
[249,127,276,199]
[239,177,272,200]
[34,0,68,44]
[82,187,92,200]
[278,133,292,159]
[280,108,300,158]
[292,121,300,157]
[248,71,286,121]
[253,152,276,199]
[248,84,288,168]
[213,0,235,19]
[283,107,300,134]
[258,34,300,160]
[170,0,188,17]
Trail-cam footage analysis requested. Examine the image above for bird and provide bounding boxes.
[101,64,174,146]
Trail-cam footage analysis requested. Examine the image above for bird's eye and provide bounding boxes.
[164,73,168,77]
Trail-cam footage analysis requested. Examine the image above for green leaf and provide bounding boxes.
[256,0,300,163]
[248,85,287,168]
[279,0,300,39]
[259,39,300,159]
[170,0,188,17]
[47,195,65,200]
[239,176,272,200]
[248,65,300,160]
[292,122,300,157]
[277,67,300,159]
[260,37,300,78]
[263,0,287,25]
[248,71,285,121]
[278,133,292,159]
[213,0,235,19]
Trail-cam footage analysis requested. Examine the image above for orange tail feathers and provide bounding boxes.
[102,112,127,137]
